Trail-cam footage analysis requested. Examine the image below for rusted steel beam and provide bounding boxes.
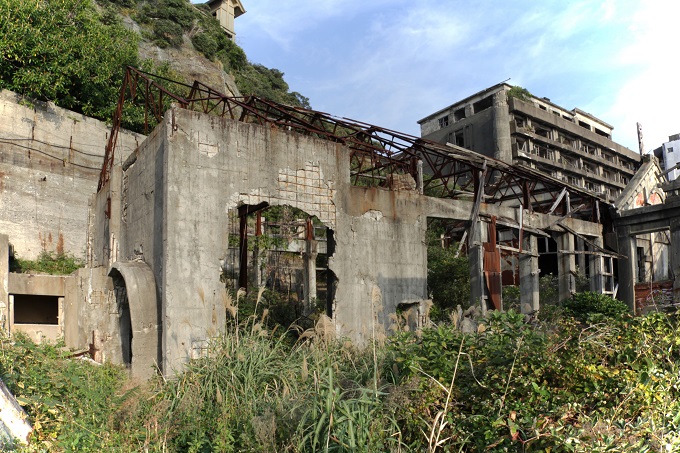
[98,66,612,225]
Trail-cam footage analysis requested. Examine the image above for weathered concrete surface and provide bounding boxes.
[7,273,67,343]
[0,378,31,447]
[0,89,143,259]
[0,234,8,331]
[8,273,66,296]
[64,267,122,364]
[78,105,611,375]
[110,261,160,380]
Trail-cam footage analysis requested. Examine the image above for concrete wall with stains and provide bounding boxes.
[0,90,143,259]
[81,106,609,375]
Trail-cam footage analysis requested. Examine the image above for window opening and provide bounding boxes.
[13,295,58,325]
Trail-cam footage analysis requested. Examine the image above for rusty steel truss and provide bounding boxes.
[99,66,611,223]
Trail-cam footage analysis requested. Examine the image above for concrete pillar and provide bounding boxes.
[493,91,512,163]
[303,239,318,315]
[0,234,8,333]
[557,231,576,302]
[469,220,487,315]
[671,220,680,306]
[589,236,604,293]
[519,234,539,313]
[575,237,587,276]
[616,226,637,313]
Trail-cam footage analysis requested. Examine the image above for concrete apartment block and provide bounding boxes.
[418,84,641,203]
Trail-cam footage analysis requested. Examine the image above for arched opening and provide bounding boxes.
[222,204,333,328]
[111,269,132,367]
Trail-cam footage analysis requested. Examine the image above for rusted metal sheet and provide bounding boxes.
[483,216,502,310]
[635,280,674,311]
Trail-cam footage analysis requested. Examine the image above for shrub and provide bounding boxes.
[0,0,138,121]
[152,19,184,48]
[563,291,629,322]
[10,251,84,275]
[506,85,532,101]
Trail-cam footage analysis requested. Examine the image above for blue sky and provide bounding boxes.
[226,0,677,152]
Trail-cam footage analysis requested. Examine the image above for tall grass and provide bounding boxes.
[4,294,680,451]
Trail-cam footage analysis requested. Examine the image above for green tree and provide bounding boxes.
[0,0,138,121]
[236,64,311,108]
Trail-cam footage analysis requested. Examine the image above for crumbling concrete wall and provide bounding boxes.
[64,267,122,364]
[0,90,143,259]
[78,105,610,376]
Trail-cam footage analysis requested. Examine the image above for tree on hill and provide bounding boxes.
[0,0,310,129]
[0,0,138,120]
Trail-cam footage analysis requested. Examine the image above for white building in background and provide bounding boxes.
[206,0,246,40]
[653,133,680,181]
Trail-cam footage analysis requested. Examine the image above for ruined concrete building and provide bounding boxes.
[1,70,679,381]
[418,83,641,203]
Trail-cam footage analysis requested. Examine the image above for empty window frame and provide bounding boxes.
[668,147,674,153]
[13,295,59,325]
[578,121,591,130]
[515,138,527,152]
[454,130,465,147]
[534,125,551,138]
[472,96,493,114]
[438,116,449,128]
[453,108,466,121]
[594,128,610,138]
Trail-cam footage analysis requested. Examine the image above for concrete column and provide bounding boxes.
[519,234,539,313]
[616,226,637,313]
[469,220,487,315]
[492,91,512,163]
[303,239,318,315]
[589,236,604,293]
[575,237,587,275]
[557,231,576,302]
[671,220,680,306]
[0,234,8,333]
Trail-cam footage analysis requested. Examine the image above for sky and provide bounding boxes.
[227,0,678,152]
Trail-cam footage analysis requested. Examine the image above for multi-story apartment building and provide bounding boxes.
[653,133,680,181]
[418,83,641,202]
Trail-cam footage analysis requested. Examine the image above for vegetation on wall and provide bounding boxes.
[10,252,84,276]
[507,85,532,101]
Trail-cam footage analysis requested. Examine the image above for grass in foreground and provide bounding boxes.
[2,299,680,452]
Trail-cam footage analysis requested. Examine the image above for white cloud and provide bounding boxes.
[233,0,677,149]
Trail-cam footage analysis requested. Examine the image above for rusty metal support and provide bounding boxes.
[237,202,269,291]
[99,66,611,226]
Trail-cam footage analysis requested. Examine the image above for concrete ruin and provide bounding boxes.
[0,70,678,380]
[73,95,616,377]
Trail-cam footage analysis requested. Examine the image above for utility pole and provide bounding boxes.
[637,122,645,154]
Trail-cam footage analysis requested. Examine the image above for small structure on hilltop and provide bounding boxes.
[206,0,245,40]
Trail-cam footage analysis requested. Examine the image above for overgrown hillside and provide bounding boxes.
[0,0,309,134]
